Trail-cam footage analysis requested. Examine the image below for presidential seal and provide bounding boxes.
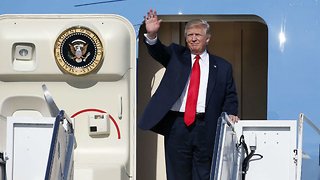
[54,26,104,76]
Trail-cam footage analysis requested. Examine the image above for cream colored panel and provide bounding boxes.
[0,14,136,180]
[0,15,134,81]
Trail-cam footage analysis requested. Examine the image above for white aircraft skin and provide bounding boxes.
[0,1,319,180]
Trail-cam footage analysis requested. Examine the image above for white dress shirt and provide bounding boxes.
[171,52,209,113]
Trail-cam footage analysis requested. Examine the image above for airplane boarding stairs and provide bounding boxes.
[0,85,75,180]
[0,100,319,179]
[211,112,320,180]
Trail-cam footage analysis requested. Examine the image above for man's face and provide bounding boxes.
[186,25,210,55]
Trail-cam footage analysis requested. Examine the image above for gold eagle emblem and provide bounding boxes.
[68,39,91,63]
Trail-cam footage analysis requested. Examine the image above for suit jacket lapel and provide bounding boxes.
[206,55,217,106]
[178,50,192,89]
[183,51,192,71]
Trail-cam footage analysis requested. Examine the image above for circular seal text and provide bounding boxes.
[54,26,104,76]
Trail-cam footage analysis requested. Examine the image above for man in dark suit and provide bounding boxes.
[138,9,239,180]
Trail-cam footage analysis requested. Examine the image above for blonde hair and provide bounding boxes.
[184,19,211,37]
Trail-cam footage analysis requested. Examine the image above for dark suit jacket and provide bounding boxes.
[138,39,238,152]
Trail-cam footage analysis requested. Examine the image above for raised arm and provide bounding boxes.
[144,9,162,39]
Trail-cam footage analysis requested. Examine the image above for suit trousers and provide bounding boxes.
[164,111,212,180]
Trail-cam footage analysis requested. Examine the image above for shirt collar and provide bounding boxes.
[191,50,207,61]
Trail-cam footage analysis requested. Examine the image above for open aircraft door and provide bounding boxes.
[0,14,136,180]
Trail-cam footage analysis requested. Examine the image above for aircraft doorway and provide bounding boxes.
[137,15,268,180]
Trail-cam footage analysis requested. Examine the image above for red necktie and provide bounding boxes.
[184,54,201,126]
